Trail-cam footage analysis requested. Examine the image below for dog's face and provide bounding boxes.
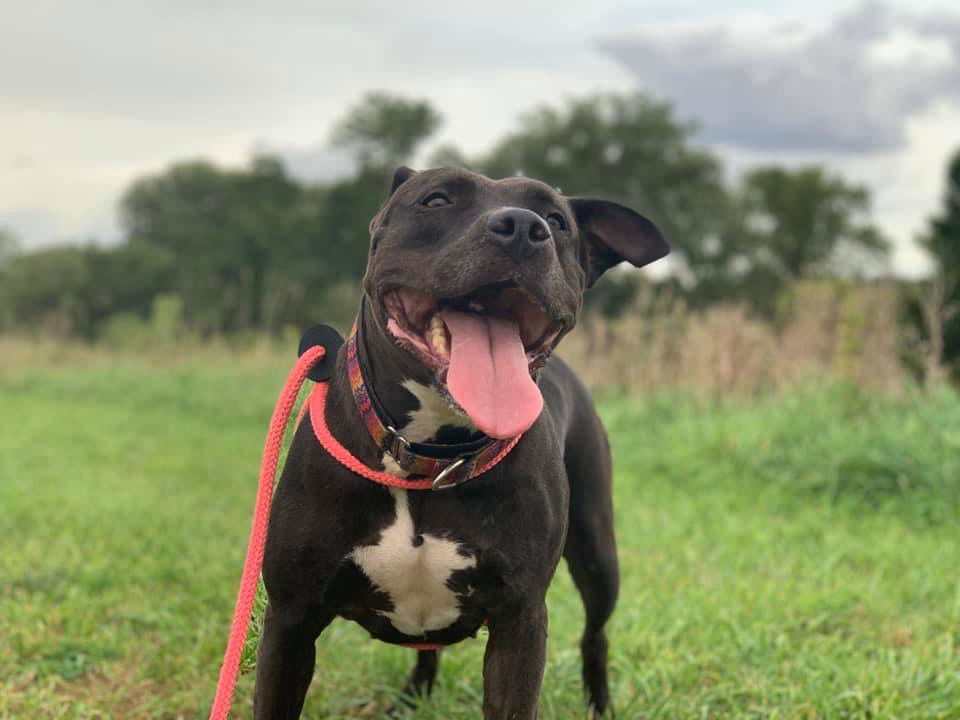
[363,165,668,438]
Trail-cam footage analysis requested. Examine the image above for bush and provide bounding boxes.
[563,279,905,397]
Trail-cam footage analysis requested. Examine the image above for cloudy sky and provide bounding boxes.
[3,0,959,276]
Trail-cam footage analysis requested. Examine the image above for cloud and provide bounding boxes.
[600,2,960,153]
[267,144,356,184]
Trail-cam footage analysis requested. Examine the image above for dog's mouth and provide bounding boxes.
[384,284,563,370]
[383,283,564,439]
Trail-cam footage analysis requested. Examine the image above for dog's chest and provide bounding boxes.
[350,488,475,636]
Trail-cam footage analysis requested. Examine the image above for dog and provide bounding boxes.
[255,165,668,719]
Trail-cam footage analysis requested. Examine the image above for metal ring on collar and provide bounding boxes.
[432,458,469,491]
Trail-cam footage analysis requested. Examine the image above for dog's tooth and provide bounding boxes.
[467,301,485,313]
[430,315,449,357]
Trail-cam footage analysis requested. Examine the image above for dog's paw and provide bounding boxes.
[587,702,614,719]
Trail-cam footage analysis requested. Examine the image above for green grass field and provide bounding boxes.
[2,352,959,719]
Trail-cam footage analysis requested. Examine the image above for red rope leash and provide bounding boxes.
[207,345,325,720]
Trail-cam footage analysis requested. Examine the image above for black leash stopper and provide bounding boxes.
[298,324,345,382]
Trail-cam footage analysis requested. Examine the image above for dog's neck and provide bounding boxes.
[327,301,480,452]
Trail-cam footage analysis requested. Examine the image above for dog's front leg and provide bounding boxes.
[482,601,548,719]
[253,602,332,720]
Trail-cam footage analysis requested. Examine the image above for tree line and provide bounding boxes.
[0,91,957,378]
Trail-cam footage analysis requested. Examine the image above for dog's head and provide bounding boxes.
[363,165,668,439]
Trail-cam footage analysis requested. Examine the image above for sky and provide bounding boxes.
[3,0,959,277]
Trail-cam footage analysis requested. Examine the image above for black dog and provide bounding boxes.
[255,166,668,719]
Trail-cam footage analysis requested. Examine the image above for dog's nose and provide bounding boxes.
[486,207,551,257]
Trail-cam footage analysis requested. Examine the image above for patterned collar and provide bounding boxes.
[341,319,523,490]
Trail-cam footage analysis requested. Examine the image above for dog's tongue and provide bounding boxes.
[440,309,543,439]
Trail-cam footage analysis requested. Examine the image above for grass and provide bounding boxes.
[1,348,959,718]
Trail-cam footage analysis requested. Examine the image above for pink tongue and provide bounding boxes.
[440,309,544,439]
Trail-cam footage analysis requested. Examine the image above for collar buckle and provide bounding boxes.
[383,425,411,463]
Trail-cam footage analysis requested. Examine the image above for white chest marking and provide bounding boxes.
[350,488,476,636]
[400,379,476,443]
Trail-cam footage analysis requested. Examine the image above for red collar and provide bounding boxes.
[305,322,523,491]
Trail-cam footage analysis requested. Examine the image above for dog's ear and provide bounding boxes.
[370,167,419,236]
[570,198,669,287]
[390,166,417,195]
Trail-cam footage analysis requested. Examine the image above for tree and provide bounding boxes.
[118,95,445,336]
[737,166,889,279]
[919,149,960,378]
[0,246,92,336]
[727,166,890,316]
[0,228,19,329]
[925,150,960,275]
[0,243,172,338]
[84,243,175,331]
[263,173,382,331]
[331,91,441,171]
[121,155,302,333]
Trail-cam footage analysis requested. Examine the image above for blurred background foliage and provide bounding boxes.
[0,90,957,388]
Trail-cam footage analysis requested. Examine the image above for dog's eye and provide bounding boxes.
[546,213,567,231]
[422,192,452,208]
